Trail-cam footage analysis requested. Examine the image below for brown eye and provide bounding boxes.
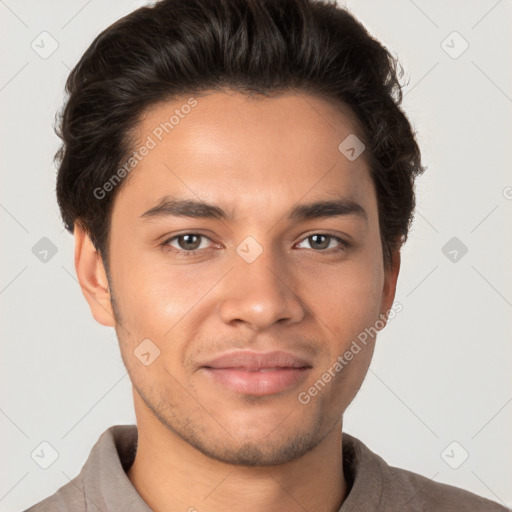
[176,234,203,250]
[296,234,348,252]
[163,233,213,256]
[308,234,330,250]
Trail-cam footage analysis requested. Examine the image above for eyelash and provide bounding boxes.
[161,233,351,258]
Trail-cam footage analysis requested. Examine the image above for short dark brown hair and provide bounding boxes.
[55,0,424,273]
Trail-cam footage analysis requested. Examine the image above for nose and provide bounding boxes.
[218,244,306,331]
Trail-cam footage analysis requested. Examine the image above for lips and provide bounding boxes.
[199,350,312,395]
[202,350,312,370]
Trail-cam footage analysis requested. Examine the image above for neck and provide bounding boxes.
[127,411,347,512]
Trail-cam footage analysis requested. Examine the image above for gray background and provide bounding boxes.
[1,0,511,510]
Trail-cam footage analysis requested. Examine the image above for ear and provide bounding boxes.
[379,248,401,328]
[74,221,116,327]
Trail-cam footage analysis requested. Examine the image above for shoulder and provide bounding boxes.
[21,425,135,512]
[385,463,509,511]
[22,474,86,511]
[342,433,509,511]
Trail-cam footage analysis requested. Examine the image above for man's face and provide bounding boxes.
[88,90,398,465]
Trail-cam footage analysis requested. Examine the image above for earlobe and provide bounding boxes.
[74,222,116,327]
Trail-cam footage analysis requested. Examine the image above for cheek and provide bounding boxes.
[110,246,224,344]
[311,268,382,405]
[310,260,384,339]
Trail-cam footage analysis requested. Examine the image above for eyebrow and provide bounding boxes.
[140,196,367,223]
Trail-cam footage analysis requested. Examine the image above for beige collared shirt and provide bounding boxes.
[24,424,508,511]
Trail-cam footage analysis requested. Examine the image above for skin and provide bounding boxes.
[74,89,400,512]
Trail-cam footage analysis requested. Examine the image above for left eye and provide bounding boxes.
[295,234,347,251]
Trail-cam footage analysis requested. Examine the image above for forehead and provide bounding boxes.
[113,90,376,221]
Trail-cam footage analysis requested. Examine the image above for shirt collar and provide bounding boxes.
[82,424,151,511]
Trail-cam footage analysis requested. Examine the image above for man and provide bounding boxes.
[25,0,508,510]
